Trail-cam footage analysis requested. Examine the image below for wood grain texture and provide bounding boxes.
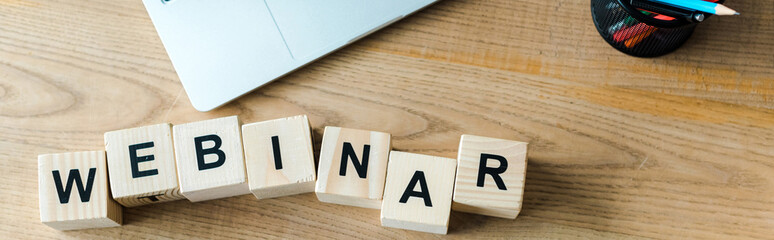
[1,0,773,238]
[172,116,249,202]
[381,151,457,234]
[453,134,528,219]
[104,123,185,207]
[38,151,122,230]
[315,127,391,209]
[242,115,316,200]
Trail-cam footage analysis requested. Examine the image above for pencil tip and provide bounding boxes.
[715,5,739,15]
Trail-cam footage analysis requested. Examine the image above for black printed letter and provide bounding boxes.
[399,171,432,207]
[52,168,97,204]
[194,135,226,170]
[271,136,283,170]
[339,142,370,178]
[128,142,158,178]
[477,153,508,190]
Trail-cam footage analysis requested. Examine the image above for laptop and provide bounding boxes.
[142,0,438,111]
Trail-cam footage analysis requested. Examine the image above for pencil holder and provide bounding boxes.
[591,0,721,57]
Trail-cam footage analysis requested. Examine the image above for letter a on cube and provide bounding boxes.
[452,135,528,219]
[173,116,250,202]
[315,127,390,209]
[380,151,456,234]
[104,123,185,207]
[38,151,122,231]
[242,115,316,199]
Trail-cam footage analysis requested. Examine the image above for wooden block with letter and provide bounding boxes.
[104,123,185,207]
[38,151,122,231]
[315,126,391,209]
[173,116,250,202]
[242,115,316,199]
[452,134,528,219]
[380,151,457,234]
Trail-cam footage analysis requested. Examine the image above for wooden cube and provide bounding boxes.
[38,151,122,231]
[452,134,528,219]
[172,116,250,202]
[380,151,457,235]
[315,126,391,209]
[104,123,185,207]
[242,115,316,199]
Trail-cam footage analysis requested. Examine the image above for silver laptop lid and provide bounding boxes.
[143,0,437,111]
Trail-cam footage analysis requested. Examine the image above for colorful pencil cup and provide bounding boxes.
[591,0,723,57]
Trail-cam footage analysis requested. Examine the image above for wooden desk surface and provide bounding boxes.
[1,0,772,239]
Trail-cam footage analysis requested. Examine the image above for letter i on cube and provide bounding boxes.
[242,115,317,199]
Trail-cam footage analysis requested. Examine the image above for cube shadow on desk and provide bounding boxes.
[104,123,185,207]
[173,116,250,202]
[242,115,316,199]
[38,151,122,231]
[315,126,391,209]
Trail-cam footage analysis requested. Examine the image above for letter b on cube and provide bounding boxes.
[173,116,250,202]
